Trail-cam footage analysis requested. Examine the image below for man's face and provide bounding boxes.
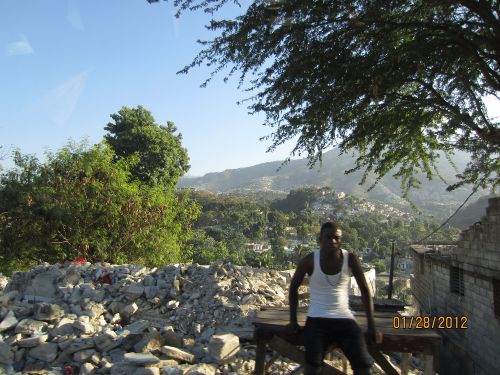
[320,227,342,251]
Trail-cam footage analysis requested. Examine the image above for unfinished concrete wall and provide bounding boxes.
[411,197,500,375]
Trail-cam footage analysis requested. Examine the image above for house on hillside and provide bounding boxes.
[397,257,413,275]
[410,197,500,375]
[245,243,270,253]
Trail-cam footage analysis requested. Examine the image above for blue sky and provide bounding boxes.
[0,0,299,176]
[1,1,498,178]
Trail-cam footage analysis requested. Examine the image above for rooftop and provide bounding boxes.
[409,241,457,256]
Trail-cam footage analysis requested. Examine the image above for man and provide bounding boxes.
[288,222,382,375]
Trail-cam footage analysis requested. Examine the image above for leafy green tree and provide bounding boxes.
[271,187,328,213]
[150,0,499,193]
[0,142,199,275]
[371,259,387,274]
[183,229,229,264]
[104,106,190,186]
[267,209,288,262]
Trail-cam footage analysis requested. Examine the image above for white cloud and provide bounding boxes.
[33,71,89,126]
[67,0,84,31]
[5,34,34,56]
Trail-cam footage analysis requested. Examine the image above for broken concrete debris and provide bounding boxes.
[0,261,299,374]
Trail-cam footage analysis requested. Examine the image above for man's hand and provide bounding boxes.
[365,327,383,345]
[286,322,302,335]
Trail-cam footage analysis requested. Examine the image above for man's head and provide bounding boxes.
[319,221,342,252]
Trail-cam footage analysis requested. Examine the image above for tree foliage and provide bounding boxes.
[105,106,190,186]
[0,142,200,275]
[149,0,499,194]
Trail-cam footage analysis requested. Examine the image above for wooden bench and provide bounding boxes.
[253,306,441,375]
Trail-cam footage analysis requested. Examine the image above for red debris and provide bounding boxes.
[98,273,112,284]
[70,256,87,264]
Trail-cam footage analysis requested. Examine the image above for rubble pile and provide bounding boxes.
[0,261,300,374]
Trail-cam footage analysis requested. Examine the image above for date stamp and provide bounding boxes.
[392,316,468,329]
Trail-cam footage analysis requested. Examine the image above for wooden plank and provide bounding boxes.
[367,348,399,375]
[253,306,442,361]
[423,354,434,375]
[401,353,410,375]
[268,336,346,375]
[254,337,267,375]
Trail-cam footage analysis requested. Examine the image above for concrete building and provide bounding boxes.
[397,257,414,277]
[245,243,270,253]
[410,197,500,375]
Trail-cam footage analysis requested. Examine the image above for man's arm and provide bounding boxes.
[349,252,381,343]
[288,253,312,329]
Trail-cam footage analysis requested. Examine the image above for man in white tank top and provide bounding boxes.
[288,222,382,375]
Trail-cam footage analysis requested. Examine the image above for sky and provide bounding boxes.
[1,1,499,178]
[0,0,300,177]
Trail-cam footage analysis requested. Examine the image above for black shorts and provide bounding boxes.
[304,317,374,374]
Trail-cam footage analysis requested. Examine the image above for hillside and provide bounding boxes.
[448,194,500,229]
[179,149,487,220]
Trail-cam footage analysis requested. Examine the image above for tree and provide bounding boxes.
[371,259,387,274]
[183,229,229,264]
[0,142,200,275]
[149,0,499,194]
[267,209,288,262]
[105,106,190,186]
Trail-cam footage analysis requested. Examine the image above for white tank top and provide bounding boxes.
[307,249,355,319]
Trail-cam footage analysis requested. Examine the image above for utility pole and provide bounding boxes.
[388,240,395,300]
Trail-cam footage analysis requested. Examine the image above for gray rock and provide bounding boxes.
[133,367,160,375]
[110,363,138,375]
[0,291,18,307]
[208,333,240,362]
[0,341,14,365]
[73,316,95,334]
[122,320,149,334]
[94,331,123,352]
[80,362,97,375]
[160,346,195,364]
[125,283,144,300]
[144,286,159,300]
[50,317,76,336]
[162,329,183,348]
[120,302,138,319]
[14,319,47,335]
[0,311,18,332]
[84,301,106,319]
[108,301,125,315]
[4,333,22,346]
[120,333,144,351]
[143,275,156,287]
[28,342,58,362]
[161,366,183,375]
[73,348,96,362]
[17,334,48,348]
[23,269,63,301]
[65,338,95,354]
[198,327,215,344]
[69,287,83,304]
[107,348,125,364]
[33,303,65,322]
[186,363,217,375]
[63,268,82,286]
[134,331,162,353]
[124,352,160,365]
